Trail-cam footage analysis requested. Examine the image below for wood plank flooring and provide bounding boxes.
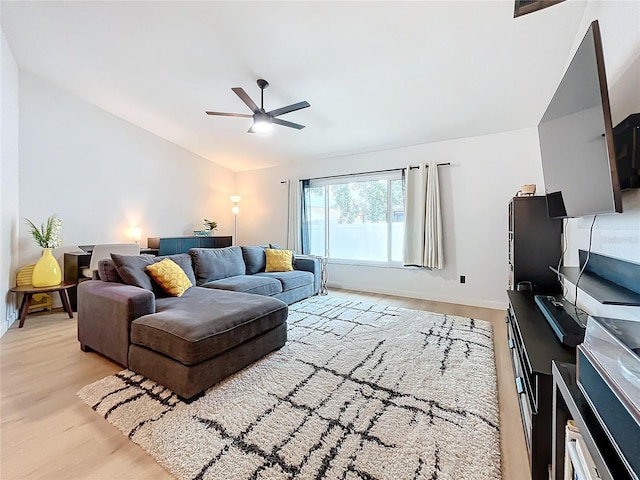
[0,289,530,480]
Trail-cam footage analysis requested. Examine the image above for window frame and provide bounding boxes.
[302,170,405,266]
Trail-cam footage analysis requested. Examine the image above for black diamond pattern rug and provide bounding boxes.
[78,295,501,480]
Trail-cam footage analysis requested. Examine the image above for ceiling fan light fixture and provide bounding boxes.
[251,116,273,133]
[206,79,309,133]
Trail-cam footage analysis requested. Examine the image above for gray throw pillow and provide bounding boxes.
[189,246,245,285]
[111,253,196,294]
[98,259,123,283]
[241,246,266,274]
[110,254,155,290]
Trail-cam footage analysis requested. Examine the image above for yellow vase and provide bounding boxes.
[32,248,62,287]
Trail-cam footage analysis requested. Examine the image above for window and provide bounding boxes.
[302,171,404,264]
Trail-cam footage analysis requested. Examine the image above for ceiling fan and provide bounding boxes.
[205,79,310,133]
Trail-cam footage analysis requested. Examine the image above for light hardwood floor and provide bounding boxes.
[1,289,530,480]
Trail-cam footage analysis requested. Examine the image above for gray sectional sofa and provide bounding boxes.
[191,245,319,305]
[77,245,320,399]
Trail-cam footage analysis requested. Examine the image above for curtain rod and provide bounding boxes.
[294,163,451,183]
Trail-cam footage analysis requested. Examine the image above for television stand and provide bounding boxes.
[533,295,587,348]
[506,291,576,480]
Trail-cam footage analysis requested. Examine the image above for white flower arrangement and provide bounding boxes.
[25,214,63,248]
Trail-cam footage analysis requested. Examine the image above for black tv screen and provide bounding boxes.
[538,20,622,218]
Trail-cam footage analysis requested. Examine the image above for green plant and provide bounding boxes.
[203,219,218,231]
[25,215,63,248]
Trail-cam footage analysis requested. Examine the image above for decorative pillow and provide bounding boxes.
[265,248,294,272]
[269,243,296,260]
[98,259,123,283]
[145,259,193,297]
[189,246,245,285]
[111,253,156,290]
[241,246,266,274]
[163,253,197,286]
[111,253,196,295]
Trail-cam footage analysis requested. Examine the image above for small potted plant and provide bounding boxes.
[204,219,218,236]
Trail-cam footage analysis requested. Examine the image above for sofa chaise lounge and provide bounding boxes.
[78,245,320,398]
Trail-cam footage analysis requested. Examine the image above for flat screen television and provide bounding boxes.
[538,20,622,218]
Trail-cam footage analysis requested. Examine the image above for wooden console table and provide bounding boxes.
[10,281,74,328]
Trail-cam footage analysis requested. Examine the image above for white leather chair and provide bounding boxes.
[81,243,140,278]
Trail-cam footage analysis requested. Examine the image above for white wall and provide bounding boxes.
[1,28,20,336]
[18,72,236,285]
[237,2,640,316]
[237,127,544,310]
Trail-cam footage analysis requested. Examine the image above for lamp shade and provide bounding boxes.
[129,226,142,243]
[230,195,242,203]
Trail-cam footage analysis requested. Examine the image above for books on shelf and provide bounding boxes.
[564,420,601,480]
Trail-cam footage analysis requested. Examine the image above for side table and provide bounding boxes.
[301,255,328,295]
[9,281,75,328]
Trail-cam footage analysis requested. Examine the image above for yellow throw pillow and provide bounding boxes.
[146,259,193,297]
[265,248,294,272]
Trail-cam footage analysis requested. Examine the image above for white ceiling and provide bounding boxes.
[1,1,636,172]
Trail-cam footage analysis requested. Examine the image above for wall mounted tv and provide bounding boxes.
[538,20,622,219]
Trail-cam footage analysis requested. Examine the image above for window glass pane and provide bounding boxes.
[303,171,405,264]
[328,180,389,262]
[306,186,326,256]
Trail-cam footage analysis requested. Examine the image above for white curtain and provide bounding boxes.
[403,162,444,269]
[285,179,303,253]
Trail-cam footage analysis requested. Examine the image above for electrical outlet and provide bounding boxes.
[460,275,466,284]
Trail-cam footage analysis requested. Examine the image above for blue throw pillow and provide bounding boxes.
[241,246,266,274]
[189,246,245,285]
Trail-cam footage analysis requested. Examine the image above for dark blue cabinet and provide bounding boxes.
[147,236,232,256]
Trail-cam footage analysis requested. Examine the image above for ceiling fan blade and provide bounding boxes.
[267,101,311,118]
[205,111,253,118]
[272,118,306,130]
[232,87,259,113]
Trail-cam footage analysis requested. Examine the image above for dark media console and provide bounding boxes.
[507,221,640,480]
[506,291,576,480]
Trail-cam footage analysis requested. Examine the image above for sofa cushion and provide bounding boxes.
[130,287,288,365]
[265,248,294,272]
[201,275,282,296]
[111,253,196,295]
[241,246,266,274]
[190,246,245,285]
[98,259,123,283]
[255,270,314,291]
[146,258,193,297]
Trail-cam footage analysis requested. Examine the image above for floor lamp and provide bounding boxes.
[230,195,241,245]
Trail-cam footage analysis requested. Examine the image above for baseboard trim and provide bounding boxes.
[327,282,509,311]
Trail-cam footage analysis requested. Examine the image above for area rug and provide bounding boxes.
[78,296,501,480]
